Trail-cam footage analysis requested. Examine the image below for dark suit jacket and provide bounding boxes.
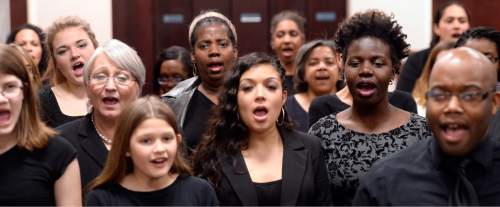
[56,113,108,189]
[396,48,431,93]
[216,127,332,205]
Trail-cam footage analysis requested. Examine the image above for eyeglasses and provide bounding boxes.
[426,88,495,105]
[90,72,135,86]
[0,84,23,98]
[157,76,184,85]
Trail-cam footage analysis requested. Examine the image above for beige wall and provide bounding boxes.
[0,0,10,43]
[348,0,433,51]
[27,0,112,45]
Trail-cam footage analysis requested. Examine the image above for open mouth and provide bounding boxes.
[151,157,167,164]
[253,106,268,122]
[72,61,84,71]
[356,81,377,97]
[315,74,330,81]
[0,109,11,123]
[207,62,224,73]
[281,47,294,57]
[439,122,469,143]
[102,97,119,105]
[451,33,461,38]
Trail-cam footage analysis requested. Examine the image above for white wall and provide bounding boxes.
[0,0,10,43]
[27,0,112,44]
[348,0,433,51]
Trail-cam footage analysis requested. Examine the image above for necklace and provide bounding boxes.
[91,115,112,145]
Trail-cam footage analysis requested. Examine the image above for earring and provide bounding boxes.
[192,64,198,76]
[276,107,285,126]
[389,79,394,85]
[125,152,131,157]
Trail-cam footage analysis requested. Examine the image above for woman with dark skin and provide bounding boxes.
[163,11,238,151]
[308,10,432,205]
[286,40,340,132]
[396,1,470,92]
[194,52,331,206]
[7,23,50,81]
[153,46,194,95]
[270,10,306,95]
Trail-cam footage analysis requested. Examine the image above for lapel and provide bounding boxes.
[280,127,307,205]
[221,152,259,206]
[79,114,108,167]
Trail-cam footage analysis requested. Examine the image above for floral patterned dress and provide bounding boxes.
[308,113,432,205]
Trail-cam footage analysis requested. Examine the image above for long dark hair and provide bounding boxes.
[193,52,293,186]
[6,23,50,77]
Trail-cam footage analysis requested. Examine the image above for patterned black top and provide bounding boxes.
[308,112,432,205]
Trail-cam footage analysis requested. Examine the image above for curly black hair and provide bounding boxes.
[193,52,293,186]
[456,26,500,62]
[334,10,410,74]
[6,23,50,77]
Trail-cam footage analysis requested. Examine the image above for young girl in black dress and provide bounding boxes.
[86,96,218,205]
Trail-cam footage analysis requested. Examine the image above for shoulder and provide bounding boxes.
[85,184,119,206]
[178,175,213,189]
[308,113,338,135]
[311,94,339,108]
[162,77,199,99]
[56,116,88,144]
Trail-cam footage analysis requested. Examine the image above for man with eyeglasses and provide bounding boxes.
[353,47,500,205]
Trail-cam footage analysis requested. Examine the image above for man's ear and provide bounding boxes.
[492,91,500,115]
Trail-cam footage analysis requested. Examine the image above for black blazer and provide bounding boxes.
[215,127,332,205]
[56,113,108,189]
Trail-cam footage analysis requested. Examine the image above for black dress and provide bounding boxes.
[309,90,417,127]
[86,175,219,206]
[39,87,85,128]
[285,95,309,132]
[0,136,76,205]
[56,113,108,189]
[395,48,431,93]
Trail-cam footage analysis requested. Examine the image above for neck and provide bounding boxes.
[282,62,296,76]
[122,172,178,192]
[350,97,391,123]
[247,126,282,151]
[0,134,17,155]
[336,86,352,106]
[198,83,221,105]
[60,81,87,98]
[92,112,117,142]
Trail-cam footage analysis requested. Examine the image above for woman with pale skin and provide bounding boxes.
[57,39,145,189]
[7,23,50,79]
[270,10,306,95]
[397,1,470,92]
[86,96,218,205]
[40,16,98,127]
[0,44,81,206]
[194,53,331,205]
[285,40,340,132]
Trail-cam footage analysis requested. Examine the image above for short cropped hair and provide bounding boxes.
[83,39,146,91]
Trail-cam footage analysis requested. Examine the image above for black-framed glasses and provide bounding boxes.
[484,53,499,64]
[425,88,495,104]
[157,76,184,85]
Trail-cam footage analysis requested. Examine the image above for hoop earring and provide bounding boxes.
[236,112,240,122]
[277,107,285,126]
[193,64,198,76]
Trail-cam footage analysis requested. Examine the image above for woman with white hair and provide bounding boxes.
[57,39,145,189]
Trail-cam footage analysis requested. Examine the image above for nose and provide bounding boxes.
[208,44,221,58]
[104,77,117,91]
[70,46,81,61]
[0,92,9,103]
[153,139,167,153]
[22,45,33,53]
[359,62,374,77]
[443,95,464,114]
[256,85,266,101]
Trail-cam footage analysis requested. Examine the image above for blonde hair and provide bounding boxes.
[88,96,191,192]
[0,44,57,151]
[46,16,98,85]
[412,41,455,106]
